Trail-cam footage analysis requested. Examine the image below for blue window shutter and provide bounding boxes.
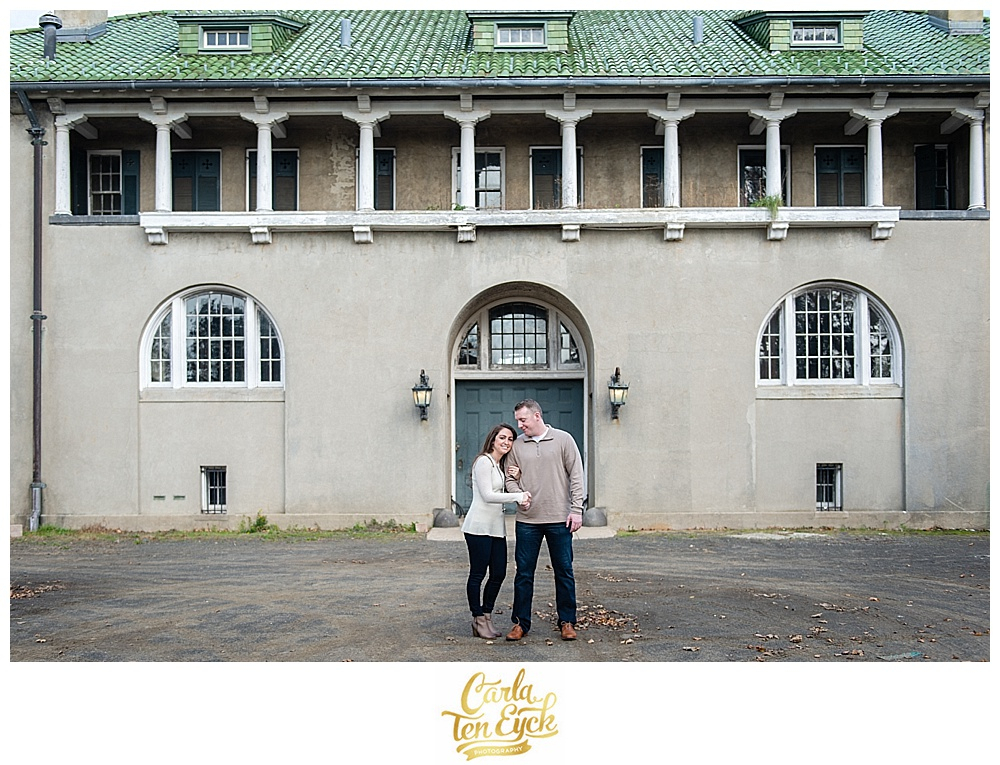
[122,150,140,215]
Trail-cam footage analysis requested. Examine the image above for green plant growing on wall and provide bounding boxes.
[240,512,276,533]
[752,194,783,220]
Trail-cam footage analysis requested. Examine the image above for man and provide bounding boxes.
[503,399,585,641]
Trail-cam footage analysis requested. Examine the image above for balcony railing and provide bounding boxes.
[124,205,903,245]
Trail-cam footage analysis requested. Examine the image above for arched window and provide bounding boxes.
[142,288,283,389]
[757,284,900,386]
[455,300,584,372]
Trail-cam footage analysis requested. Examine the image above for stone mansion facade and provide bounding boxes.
[8,9,990,531]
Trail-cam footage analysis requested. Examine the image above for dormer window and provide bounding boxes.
[791,22,841,47]
[202,27,250,50]
[467,10,573,53]
[734,11,864,52]
[496,24,545,48]
[172,13,305,55]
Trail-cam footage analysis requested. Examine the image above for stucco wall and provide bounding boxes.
[11,214,989,531]
[10,107,989,532]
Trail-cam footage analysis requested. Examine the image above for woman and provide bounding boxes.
[461,423,531,639]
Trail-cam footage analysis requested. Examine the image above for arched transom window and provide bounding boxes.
[456,300,584,373]
[143,288,283,389]
[758,284,900,386]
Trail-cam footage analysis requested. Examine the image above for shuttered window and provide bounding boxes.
[374,149,395,210]
[815,147,864,206]
[641,147,664,208]
[70,149,139,215]
[172,151,221,212]
[248,149,298,210]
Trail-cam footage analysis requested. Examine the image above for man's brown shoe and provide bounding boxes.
[560,622,578,640]
[506,624,525,641]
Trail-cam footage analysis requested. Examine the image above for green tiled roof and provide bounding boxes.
[9,9,990,84]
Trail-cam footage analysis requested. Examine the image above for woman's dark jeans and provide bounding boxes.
[464,533,508,617]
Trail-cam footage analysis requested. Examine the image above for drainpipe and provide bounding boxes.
[16,88,47,531]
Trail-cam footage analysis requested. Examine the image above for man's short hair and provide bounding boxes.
[514,399,542,416]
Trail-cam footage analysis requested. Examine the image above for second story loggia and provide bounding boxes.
[13,9,988,244]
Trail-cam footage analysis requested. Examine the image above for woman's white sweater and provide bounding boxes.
[460,454,527,537]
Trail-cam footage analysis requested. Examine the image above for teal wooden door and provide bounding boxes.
[454,380,584,513]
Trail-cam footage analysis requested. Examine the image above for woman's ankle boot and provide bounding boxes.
[472,615,494,639]
[482,612,503,638]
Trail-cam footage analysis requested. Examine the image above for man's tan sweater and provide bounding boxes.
[504,427,585,523]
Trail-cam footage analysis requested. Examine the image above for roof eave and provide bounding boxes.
[9,74,991,94]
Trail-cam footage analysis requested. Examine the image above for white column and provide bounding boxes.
[545,109,591,209]
[846,108,897,208]
[663,118,681,208]
[53,118,73,215]
[560,117,580,208]
[459,120,477,209]
[749,107,797,203]
[866,117,886,207]
[154,121,173,212]
[255,121,273,212]
[764,118,783,200]
[444,108,491,211]
[357,119,375,211]
[648,107,694,208]
[968,114,986,209]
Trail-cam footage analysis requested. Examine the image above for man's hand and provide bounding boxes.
[519,491,532,510]
[566,512,583,533]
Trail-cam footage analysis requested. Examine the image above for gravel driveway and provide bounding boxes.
[10,529,989,662]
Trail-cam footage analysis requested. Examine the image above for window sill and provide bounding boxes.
[136,206,902,245]
[756,385,903,400]
[140,387,285,403]
[898,209,989,220]
[50,214,140,225]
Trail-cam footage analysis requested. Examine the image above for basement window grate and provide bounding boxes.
[201,466,227,514]
[816,463,843,511]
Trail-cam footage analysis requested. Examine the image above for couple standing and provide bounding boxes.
[461,399,585,641]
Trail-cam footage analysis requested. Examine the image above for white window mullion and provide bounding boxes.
[171,296,184,389]
[783,295,796,385]
[246,298,259,390]
[857,293,871,385]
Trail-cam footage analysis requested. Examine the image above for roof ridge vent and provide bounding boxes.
[340,18,351,47]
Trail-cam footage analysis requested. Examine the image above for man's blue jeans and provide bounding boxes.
[511,521,576,633]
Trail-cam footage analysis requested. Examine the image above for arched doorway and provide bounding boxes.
[451,289,590,513]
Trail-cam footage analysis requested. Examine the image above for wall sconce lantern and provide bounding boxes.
[608,367,629,420]
[412,369,433,420]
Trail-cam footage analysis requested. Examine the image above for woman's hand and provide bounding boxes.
[507,465,521,480]
[520,491,531,510]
